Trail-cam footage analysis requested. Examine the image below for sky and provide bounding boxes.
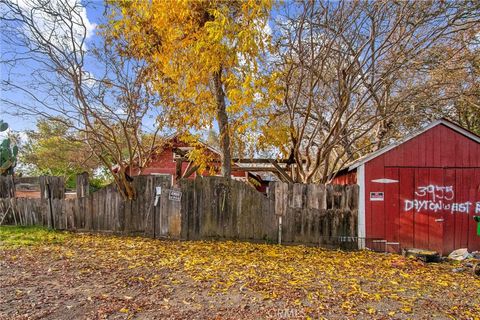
[0,0,106,134]
[0,0,224,140]
[0,0,277,140]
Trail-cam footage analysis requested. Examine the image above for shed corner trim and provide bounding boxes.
[357,164,366,249]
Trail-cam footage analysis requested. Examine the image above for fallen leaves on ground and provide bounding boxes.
[1,228,479,319]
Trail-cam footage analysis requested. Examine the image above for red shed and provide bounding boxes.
[125,135,271,193]
[333,119,480,255]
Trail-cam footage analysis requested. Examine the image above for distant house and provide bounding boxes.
[332,119,480,255]
[126,135,272,193]
[6,176,76,199]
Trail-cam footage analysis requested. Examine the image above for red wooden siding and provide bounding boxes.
[364,124,480,254]
[384,167,399,252]
[331,170,357,185]
[137,147,196,177]
[127,138,269,192]
[377,124,480,168]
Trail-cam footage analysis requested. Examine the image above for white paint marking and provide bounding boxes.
[371,178,399,184]
[405,184,477,214]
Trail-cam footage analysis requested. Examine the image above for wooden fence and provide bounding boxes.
[272,183,358,248]
[0,176,65,227]
[180,177,277,241]
[0,175,359,248]
[0,175,65,199]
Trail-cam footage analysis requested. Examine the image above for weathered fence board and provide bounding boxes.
[39,176,65,200]
[0,176,15,198]
[272,183,358,247]
[0,174,359,248]
[0,198,44,226]
[180,177,277,242]
[76,173,89,198]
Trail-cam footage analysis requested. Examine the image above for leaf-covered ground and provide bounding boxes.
[1,227,479,319]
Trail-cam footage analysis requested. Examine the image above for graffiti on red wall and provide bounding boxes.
[404,184,480,214]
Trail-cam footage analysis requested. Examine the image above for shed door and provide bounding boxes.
[391,167,480,255]
[396,168,444,254]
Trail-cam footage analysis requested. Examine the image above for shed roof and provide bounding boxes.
[346,118,480,171]
[163,133,223,155]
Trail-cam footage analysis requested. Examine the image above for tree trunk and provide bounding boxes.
[213,69,232,177]
[115,166,136,200]
[375,118,393,150]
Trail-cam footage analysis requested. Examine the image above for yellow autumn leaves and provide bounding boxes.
[108,0,281,164]
[3,228,479,319]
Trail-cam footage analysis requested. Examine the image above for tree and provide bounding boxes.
[19,120,104,188]
[206,129,220,151]
[0,0,167,199]
[413,27,480,134]
[267,0,480,183]
[0,120,18,176]
[109,0,275,177]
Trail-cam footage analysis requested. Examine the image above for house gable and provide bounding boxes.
[349,119,480,170]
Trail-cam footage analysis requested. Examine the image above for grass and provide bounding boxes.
[0,225,70,247]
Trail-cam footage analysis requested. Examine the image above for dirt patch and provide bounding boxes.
[1,233,479,319]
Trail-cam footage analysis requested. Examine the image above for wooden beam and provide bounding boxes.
[268,159,294,183]
[172,154,295,181]
[173,157,302,165]
[175,159,182,181]
[182,164,200,179]
[270,171,287,183]
[232,158,304,164]
[228,167,280,172]
[172,147,188,157]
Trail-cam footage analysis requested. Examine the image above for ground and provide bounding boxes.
[1,227,479,320]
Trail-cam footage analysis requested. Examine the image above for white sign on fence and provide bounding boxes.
[168,189,182,202]
[154,186,162,206]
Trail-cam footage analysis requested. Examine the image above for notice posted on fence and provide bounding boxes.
[169,189,182,202]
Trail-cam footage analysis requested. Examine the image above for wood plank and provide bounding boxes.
[268,160,294,183]
[399,168,415,250]
[0,174,361,248]
[414,168,429,250]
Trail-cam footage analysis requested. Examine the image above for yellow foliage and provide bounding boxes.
[109,0,278,158]
[4,228,480,318]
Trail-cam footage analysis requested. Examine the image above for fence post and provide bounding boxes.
[39,176,53,228]
[40,176,65,229]
[76,172,89,198]
[0,176,15,198]
[47,180,54,229]
[278,216,282,245]
[0,176,16,225]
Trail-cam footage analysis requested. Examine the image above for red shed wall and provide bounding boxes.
[137,147,192,177]
[127,141,268,193]
[331,170,357,185]
[132,147,248,179]
[364,124,480,254]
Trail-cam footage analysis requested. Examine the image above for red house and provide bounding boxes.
[128,136,270,193]
[333,119,480,255]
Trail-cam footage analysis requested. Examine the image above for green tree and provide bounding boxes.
[20,120,105,189]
